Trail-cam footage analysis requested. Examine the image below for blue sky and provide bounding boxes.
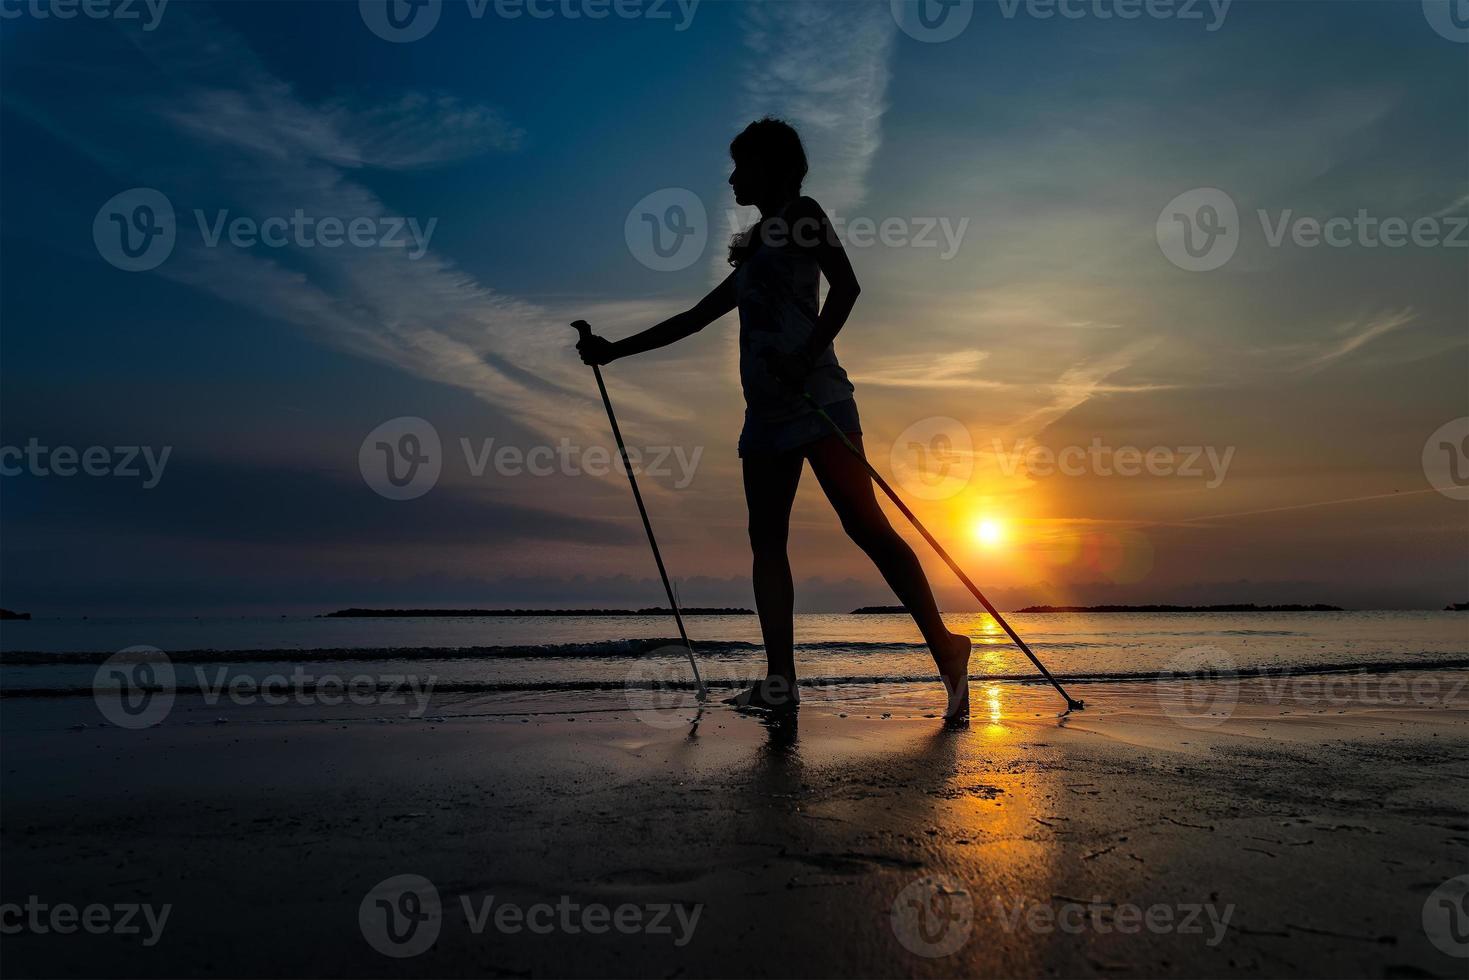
[1,0,1465,614]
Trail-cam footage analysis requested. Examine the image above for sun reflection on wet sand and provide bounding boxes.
[969,617,1014,679]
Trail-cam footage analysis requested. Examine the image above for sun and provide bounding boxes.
[972,517,1006,549]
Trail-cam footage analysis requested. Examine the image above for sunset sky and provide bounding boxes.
[1,0,1465,615]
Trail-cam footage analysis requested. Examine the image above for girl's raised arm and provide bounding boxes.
[577,271,737,366]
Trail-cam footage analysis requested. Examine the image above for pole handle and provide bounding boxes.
[570,319,594,342]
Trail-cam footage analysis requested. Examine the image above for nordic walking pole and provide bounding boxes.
[804,394,1084,712]
[571,321,708,701]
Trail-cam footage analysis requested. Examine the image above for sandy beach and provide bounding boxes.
[2,670,1465,978]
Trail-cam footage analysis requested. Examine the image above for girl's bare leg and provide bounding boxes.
[725,449,805,710]
[805,432,972,719]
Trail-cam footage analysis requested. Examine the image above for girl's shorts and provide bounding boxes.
[738,398,861,458]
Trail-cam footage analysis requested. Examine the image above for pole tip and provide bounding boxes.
[1067,699,1085,712]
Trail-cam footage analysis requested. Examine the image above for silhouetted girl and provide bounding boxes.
[578,118,971,720]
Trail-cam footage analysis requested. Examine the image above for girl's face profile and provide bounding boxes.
[728,158,763,207]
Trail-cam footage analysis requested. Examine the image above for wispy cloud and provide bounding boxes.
[156,74,585,433]
[854,349,990,389]
[19,8,685,440]
[1305,307,1418,370]
[1431,191,1469,218]
[164,85,520,172]
[717,0,897,275]
[322,93,525,169]
[738,0,894,211]
[1011,340,1163,432]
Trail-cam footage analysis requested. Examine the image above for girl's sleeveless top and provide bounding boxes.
[733,214,856,424]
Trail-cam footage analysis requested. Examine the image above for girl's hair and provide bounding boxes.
[727,117,809,267]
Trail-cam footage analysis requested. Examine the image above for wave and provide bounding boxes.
[0,632,1324,664]
[3,639,983,664]
[6,658,1467,698]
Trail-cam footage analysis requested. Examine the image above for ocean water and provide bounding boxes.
[1,611,1465,697]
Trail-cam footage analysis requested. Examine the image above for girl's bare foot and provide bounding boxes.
[723,673,800,712]
[934,633,972,723]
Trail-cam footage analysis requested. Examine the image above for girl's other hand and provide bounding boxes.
[763,349,812,392]
[577,333,615,366]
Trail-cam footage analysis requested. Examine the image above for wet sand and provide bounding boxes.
[2,672,1466,978]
